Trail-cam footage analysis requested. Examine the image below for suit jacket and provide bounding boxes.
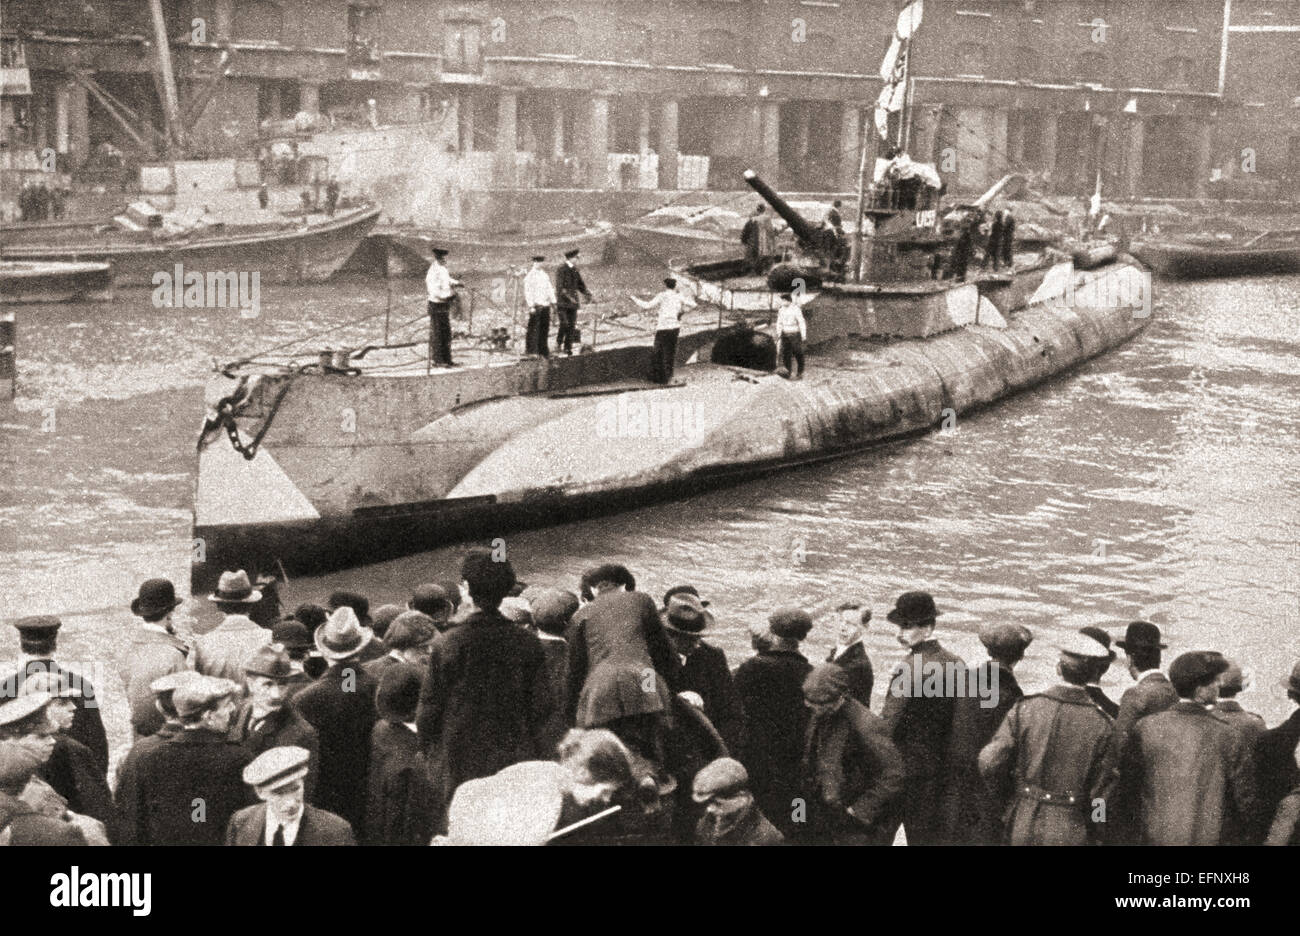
[536,633,571,758]
[0,793,87,846]
[733,648,811,835]
[194,614,271,683]
[364,720,440,846]
[113,727,255,846]
[1113,671,1178,748]
[695,805,784,846]
[565,590,678,723]
[292,662,378,836]
[4,660,108,776]
[978,685,1115,846]
[228,700,321,803]
[1259,708,1300,822]
[1118,700,1257,846]
[827,642,874,708]
[125,627,190,738]
[416,610,549,812]
[225,803,356,846]
[1085,685,1119,720]
[940,661,1022,845]
[800,697,905,844]
[555,263,589,309]
[680,642,745,752]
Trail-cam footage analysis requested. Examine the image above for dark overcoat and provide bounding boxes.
[228,700,321,804]
[680,641,745,752]
[4,660,108,775]
[733,648,811,836]
[364,720,440,846]
[293,662,379,835]
[940,661,1022,845]
[42,735,116,830]
[826,642,874,709]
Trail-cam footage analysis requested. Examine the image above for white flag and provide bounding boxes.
[879,36,901,82]
[875,106,890,140]
[897,0,924,40]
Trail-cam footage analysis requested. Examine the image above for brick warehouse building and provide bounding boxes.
[1,0,1298,201]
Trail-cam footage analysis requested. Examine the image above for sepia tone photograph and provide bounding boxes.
[0,0,1295,884]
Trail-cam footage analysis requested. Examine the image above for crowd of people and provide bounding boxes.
[2,549,1300,847]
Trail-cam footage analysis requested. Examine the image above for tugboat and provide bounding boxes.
[188,1,1153,594]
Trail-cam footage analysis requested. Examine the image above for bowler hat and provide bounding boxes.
[244,645,293,680]
[131,578,182,619]
[12,616,61,639]
[314,606,371,662]
[1115,621,1166,651]
[663,593,711,634]
[1169,651,1229,698]
[767,607,813,641]
[979,622,1033,657]
[209,570,262,604]
[886,591,940,627]
[692,757,750,803]
[328,590,370,622]
[271,619,312,650]
[802,664,851,703]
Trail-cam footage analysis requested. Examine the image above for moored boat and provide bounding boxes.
[0,260,113,303]
[0,206,380,286]
[1131,235,1300,279]
[375,223,616,277]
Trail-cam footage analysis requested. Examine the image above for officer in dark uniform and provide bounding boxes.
[555,248,592,355]
[2,616,108,777]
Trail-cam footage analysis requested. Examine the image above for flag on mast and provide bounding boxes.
[875,0,923,140]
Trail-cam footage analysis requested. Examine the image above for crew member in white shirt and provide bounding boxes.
[523,255,556,357]
[629,276,697,384]
[425,247,461,368]
[774,291,808,379]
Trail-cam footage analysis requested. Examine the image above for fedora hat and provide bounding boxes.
[131,578,182,619]
[662,593,711,635]
[1115,621,1166,651]
[886,591,940,627]
[208,570,262,605]
[314,606,371,661]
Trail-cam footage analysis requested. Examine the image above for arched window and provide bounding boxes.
[538,17,581,57]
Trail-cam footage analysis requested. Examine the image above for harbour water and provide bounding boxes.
[2,268,1299,762]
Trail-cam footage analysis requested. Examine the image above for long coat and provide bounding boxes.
[880,638,965,845]
[680,642,745,752]
[978,684,1115,846]
[0,793,87,845]
[1212,699,1268,843]
[3,660,108,776]
[535,632,571,758]
[555,262,589,310]
[1118,700,1258,846]
[225,803,356,846]
[416,610,549,815]
[1104,670,1179,836]
[565,590,678,723]
[292,662,379,836]
[228,700,321,804]
[940,661,1022,845]
[826,642,874,709]
[41,735,116,830]
[194,614,271,683]
[1258,708,1300,822]
[113,727,255,846]
[364,720,440,846]
[124,627,190,738]
[733,648,811,836]
[799,696,905,845]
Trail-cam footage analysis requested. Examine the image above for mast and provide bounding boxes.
[147,0,183,155]
[895,37,911,152]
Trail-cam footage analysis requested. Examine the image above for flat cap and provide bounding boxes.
[802,663,852,703]
[148,669,205,697]
[271,619,312,650]
[1169,651,1229,698]
[0,692,51,728]
[768,607,813,641]
[243,745,310,791]
[172,675,240,719]
[1057,633,1112,660]
[12,616,61,637]
[530,589,580,633]
[385,611,437,650]
[691,757,750,803]
[244,644,293,679]
[979,622,1033,656]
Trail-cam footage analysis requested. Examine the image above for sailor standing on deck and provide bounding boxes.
[629,277,696,385]
[555,249,592,356]
[426,247,461,368]
[523,255,556,357]
[774,292,808,380]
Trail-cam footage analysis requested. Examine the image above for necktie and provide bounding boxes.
[272,825,285,847]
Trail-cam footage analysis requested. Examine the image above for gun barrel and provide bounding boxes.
[743,169,819,247]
